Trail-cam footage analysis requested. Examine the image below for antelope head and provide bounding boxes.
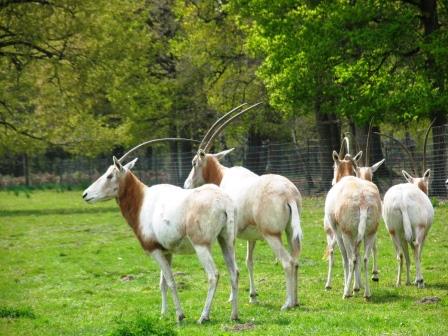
[184,102,262,189]
[331,136,362,185]
[83,138,198,202]
[83,157,138,203]
[402,169,431,195]
[375,119,434,195]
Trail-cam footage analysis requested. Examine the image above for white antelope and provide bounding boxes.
[325,133,384,290]
[82,138,239,323]
[353,125,385,282]
[184,103,303,310]
[379,125,434,288]
[324,146,382,299]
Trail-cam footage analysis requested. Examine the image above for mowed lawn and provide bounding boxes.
[1,190,447,335]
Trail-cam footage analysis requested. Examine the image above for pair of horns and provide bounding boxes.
[338,135,351,158]
[343,118,374,166]
[374,119,435,176]
[117,102,262,163]
[199,102,263,153]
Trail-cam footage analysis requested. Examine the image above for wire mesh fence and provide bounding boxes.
[1,125,447,198]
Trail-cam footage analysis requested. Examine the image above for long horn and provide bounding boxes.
[422,118,436,175]
[118,138,199,163]
[204,102,263,152]
[374,132,417,175]
[339,134,351,157]
[365,118,374,166]
[338,137,346,157]
[198,103,248,151]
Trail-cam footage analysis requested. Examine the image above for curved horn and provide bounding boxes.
[339,134,351,157]
[422,118,436,175]
[198,103,248,151]
[118,138,199,163]
[204,102,263,152]
[365,118,374,166]
[374,132,417,175]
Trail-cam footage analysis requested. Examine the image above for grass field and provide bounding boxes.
[1,190,447,335]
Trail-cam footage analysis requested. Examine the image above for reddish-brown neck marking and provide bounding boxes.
[117,172,145,234]
[203,155,224,185]
[335,160,355,183]
[417,180,428,195]
[116,172,163,252]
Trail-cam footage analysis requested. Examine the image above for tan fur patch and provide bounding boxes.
[417,181,428,195]
[117,172,162,252]
[358,168,372,182]
[202,155,224,185]
[335,160,355,183]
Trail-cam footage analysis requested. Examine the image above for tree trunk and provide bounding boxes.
[23,153,31,187]
[419,0,447,197]
[315,110,340,191]
[245,126,265,175]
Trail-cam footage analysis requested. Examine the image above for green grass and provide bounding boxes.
[1,190,447,335]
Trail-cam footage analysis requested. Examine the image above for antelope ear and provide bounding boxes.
[423,169,431,181]
[353,151,363,163]
[332,150,340,163]
[213,148,235,161]
[124,158,138,171]
[113,156,124,172]
[402,170,413,183]
[371,159,385,173]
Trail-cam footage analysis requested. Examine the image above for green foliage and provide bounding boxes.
[109,315,176,336]
[231,0,448,125]
[0,306,35,319]
[0,0,171,156]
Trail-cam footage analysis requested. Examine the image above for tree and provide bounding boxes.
[0,0,169,157]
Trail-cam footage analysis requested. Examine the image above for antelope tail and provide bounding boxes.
[401,207,413,243]
[288,200,303,259]
[357,208,368,244]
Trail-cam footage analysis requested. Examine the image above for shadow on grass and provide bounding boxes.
[424,282,448,291]
[0,207,117,217]
[367,290,409,304]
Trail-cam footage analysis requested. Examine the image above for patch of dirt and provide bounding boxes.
[416,296,441,304]
[223,322,256,332]
[120,275,135,282]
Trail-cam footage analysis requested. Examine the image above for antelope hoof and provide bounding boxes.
[325,283,332,290]
[176,313,185,323]
[364,294,371,300]
[353,287,360,293]
[281,302,296,311]
[249,293,258,304]
[416,279,425,289]
[371,275,379,282]
[197,315,210,324]
[343,293,352,299]
[231,313,239,321]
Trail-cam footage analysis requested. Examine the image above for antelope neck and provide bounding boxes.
[117,172,145,234]
[203,156,225,185]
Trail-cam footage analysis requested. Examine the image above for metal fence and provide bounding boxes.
[1,125,447,198]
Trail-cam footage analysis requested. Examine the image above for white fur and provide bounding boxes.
[83,158,239,323]
[382,170,434,288]
[184,151,302,310]
[324,150,382,299]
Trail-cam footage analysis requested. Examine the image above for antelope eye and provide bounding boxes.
[107,174,113,179]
